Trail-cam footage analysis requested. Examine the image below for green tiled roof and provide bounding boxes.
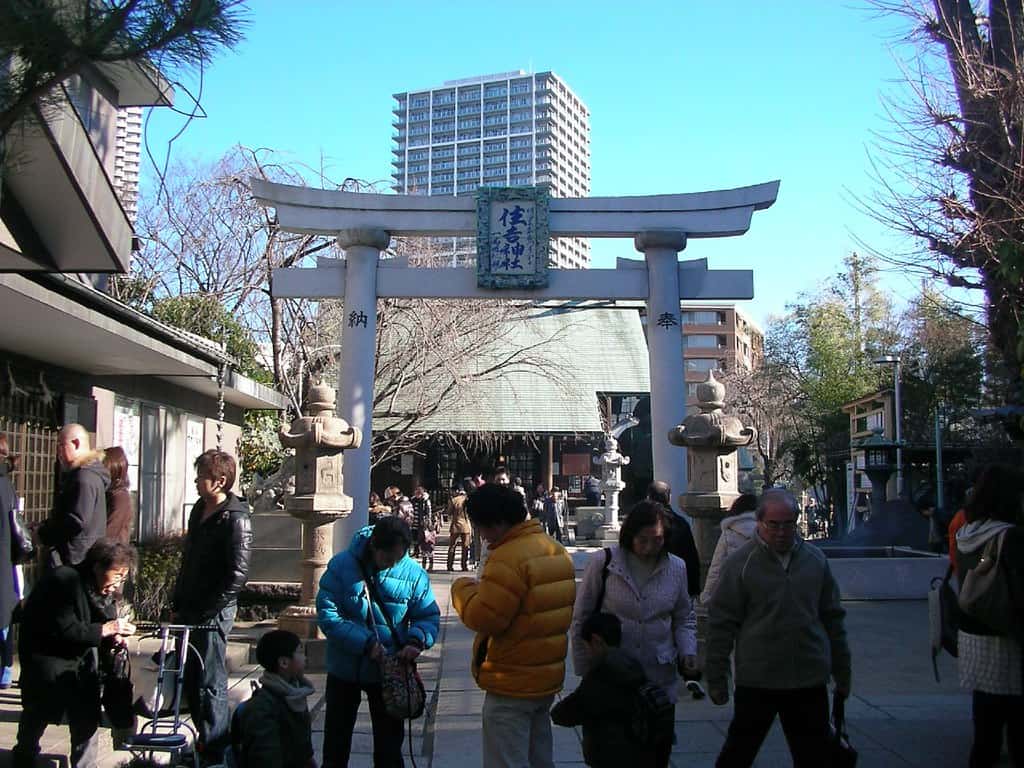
[376,305,649,434]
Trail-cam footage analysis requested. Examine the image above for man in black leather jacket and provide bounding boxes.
[171,449,252,765]
[646,481,701,599]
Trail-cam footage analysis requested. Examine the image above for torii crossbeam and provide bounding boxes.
[253,178,779,547]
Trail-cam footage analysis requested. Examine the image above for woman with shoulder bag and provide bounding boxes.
[317,516,440,767]
[571,501,698,767]
[955,464,1024,768]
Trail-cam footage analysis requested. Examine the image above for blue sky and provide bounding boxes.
[140,0,925,327]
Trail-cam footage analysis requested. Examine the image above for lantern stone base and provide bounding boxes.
[278,604,322,639]
[593,524,621,545]
[277,605,329,670]
[287,493,353,517]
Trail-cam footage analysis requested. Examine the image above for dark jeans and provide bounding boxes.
[12,674,100,768]
[716,685,829,767]
[654,704,675,768]
[544,518,563,542]
[970,690,1024,767]
[181,605,235,762]
[1,625,13,685]
[323,674,404,767]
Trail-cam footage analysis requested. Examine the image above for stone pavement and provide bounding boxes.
[0,560,1004,767]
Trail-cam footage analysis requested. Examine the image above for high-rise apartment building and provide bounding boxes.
[113,106,143,222]
[680,305,764,406]
[391,70,591,269]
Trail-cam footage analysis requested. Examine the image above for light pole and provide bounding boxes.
[873,355,903,498]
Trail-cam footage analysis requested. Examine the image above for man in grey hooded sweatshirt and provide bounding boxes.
[706,489,850,767]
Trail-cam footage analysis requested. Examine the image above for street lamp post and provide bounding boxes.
[873,355,904,499]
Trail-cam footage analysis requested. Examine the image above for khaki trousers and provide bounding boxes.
[481,692,556,768]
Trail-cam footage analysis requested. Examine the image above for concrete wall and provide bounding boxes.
[247,512,303,584]
[827,549,949,600]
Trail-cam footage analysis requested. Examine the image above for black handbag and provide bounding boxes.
[829,692,858,767]
[10,505,33,564]
[102,644,137,730]
[929,563,960,681]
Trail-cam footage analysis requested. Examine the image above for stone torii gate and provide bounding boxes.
[252,179,779,548]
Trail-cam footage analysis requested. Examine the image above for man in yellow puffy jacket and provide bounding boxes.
[451,483,576,768]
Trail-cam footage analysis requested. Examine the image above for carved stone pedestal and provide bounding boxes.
[277,512,342,639]
[276,384,361,653]
[668,372,756,654]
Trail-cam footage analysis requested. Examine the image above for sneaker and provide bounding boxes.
[686,680,706,700]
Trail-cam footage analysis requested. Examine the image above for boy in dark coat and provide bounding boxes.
[237,630,316,768]
[551,613,661,767]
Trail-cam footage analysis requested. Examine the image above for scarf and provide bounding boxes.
[258,672,316,713]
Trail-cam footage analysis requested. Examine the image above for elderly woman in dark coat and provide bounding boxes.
[12,539,137,768]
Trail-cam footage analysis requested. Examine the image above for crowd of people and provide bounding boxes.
[446,468,1024,768]
[0,422,254,768]
[2,426,1021,768]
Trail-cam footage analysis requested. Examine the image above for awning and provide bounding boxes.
[0,274,287,410]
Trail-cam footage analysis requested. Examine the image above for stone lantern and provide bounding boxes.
[277,383,361,639]
[668,371,756,593]
[856,426,896,515]
[594,416,639,542]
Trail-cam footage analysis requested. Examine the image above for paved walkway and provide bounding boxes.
[0,560,1002,767]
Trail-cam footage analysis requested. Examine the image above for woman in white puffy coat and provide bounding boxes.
[699,493,758,605]
[572,501,697,767]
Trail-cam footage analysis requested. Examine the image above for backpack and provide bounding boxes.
[928,563,959,681]
[959,530,1014,636]
[629,680,674,745]
[227,680,262,768]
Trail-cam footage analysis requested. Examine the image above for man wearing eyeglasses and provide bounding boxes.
[705,489,851,767]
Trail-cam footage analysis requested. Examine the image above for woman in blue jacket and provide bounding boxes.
[317,516,440,767]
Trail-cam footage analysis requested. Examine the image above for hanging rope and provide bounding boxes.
[216,352,226,451]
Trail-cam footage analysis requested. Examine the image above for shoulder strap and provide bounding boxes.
[359,556,401,639]
[594,547,612,613]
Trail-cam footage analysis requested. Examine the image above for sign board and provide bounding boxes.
[476,186,550,289]
[113,400,141,491]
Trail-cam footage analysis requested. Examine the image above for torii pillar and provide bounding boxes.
[637,231,689,498]
[335,228,389,532]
